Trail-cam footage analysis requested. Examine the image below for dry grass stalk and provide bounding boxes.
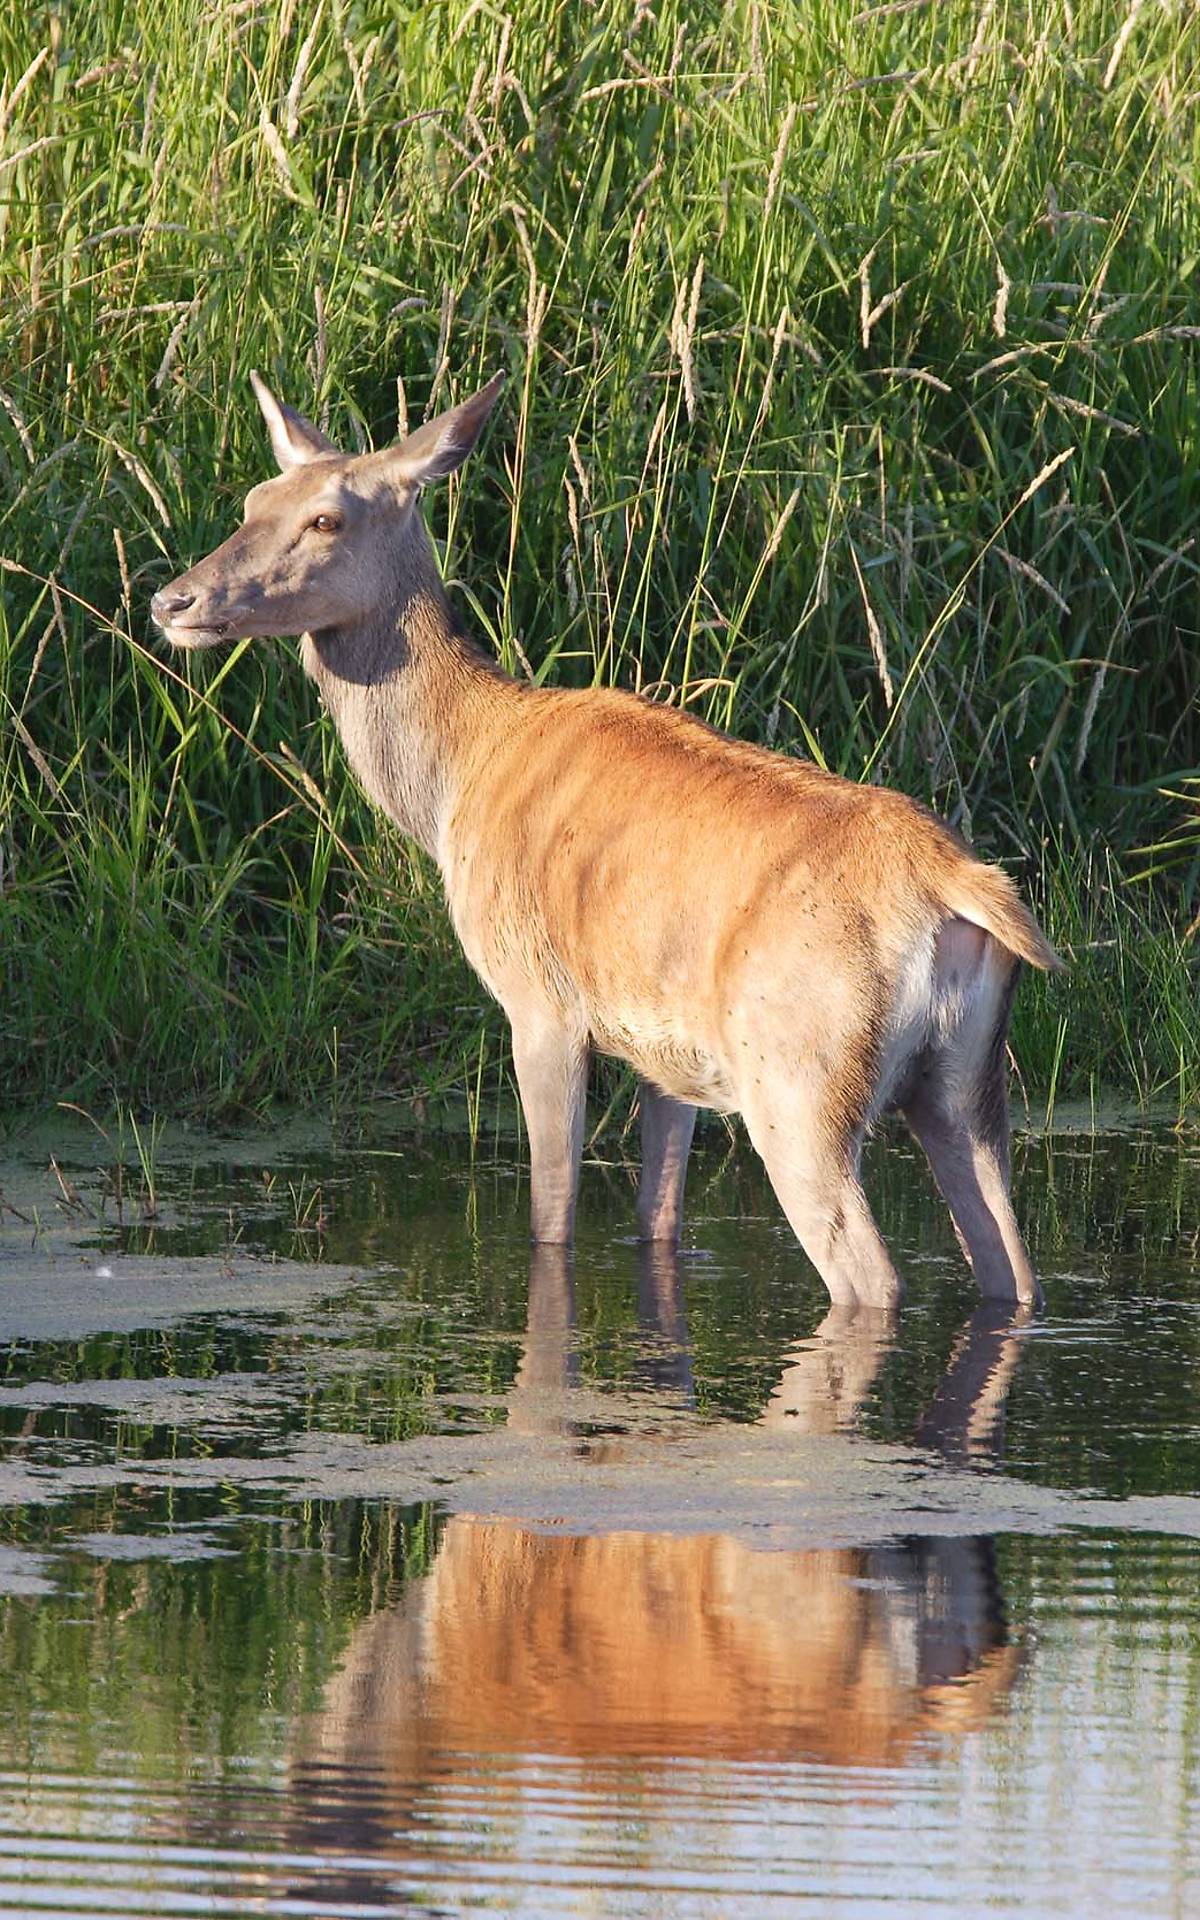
[153,296,200,392]
[114,445,172,527]
[764,103,798,222]
[451,0,487,46]
[1075,662,1109,774]
[21,616,55,710]
[965,0,997,78]
[0,45,50,140]
[278,739,331,812]
[860,245,909,350]
[0,390,34,462]
[490,15,513,115]
[860,270,906,349]
[1013,446,1075,512]
[973,343,1043,378]
[858,245,876,346]
[0,136,58,176]
[285,0,325,139]
[763,486,801,564]
[428,284,456,414]
[1044,389,1138,437]
[13,712,63,800]
[670,257,705,421]
[311,281,328,418]
[994,545,1071,616]
[749,305,792,442]
[1145,538,1195,592]
[993,259,1010,339]
[560,526,579,619]
[258,108,301,199]
[851,545,894,708]
[73,57,135,90]
[1104,1,1145,91]
[853,0,931,20]
[873,365,951,392]
[113,527,132,615]
[567,435,593,509]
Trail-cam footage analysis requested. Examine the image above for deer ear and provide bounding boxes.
[250,371,338,470]
[388,372,505,488]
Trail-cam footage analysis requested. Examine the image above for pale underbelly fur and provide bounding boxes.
[586,1012,738,1112]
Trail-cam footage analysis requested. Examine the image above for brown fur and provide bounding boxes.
[153,371,1059,1309]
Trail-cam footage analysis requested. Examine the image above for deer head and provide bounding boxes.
[151,371,505,648]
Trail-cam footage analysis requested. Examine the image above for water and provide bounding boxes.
[1,1116,1199,1917]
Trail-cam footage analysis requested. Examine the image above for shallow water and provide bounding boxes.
[1,1117,1199,1916]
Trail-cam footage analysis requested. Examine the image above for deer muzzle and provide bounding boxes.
[152,577,243,647]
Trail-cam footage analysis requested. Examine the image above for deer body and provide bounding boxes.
[153,371,1058,1310]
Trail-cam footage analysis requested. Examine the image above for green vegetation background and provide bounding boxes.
[0,0,1198,1120]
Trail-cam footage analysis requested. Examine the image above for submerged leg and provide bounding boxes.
[509,1010,589,1245]
[637,1083,697,1245]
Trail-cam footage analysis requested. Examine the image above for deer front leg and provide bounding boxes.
[637,1083,697,1245]
[509,1010,589,1245]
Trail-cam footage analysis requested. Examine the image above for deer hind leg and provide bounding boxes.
[902,924,1040,1307]
[742,1074,901,1311]
[509,1005,589,1246]
[637,1082,697,1245]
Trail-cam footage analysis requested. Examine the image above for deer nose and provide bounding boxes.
[151,587,196,625]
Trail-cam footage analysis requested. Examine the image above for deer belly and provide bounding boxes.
[586,1013,737,1111]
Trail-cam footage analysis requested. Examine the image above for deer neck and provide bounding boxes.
[300,541,513,864]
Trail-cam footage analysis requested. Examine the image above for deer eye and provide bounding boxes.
[309,512,342,534]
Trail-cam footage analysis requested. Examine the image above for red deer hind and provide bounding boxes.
[152,370,1059,1309]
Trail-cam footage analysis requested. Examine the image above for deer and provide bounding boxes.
[152,369,1060,1311]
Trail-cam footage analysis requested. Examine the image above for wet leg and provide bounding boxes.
[635,1242,694,1399]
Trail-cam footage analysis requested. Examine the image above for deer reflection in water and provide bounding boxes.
[285,1254,1030,1902]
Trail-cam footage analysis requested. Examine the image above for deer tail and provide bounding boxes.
[937,857,1063,972]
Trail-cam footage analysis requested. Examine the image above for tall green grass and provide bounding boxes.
[0,0,1198,1119]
